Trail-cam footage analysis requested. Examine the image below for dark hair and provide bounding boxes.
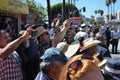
[31,24,41,29]
[24,24,31,30]
[101,71,115,80]
[95,32,105,41]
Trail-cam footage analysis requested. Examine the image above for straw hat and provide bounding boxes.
[81,38,101,51]
[34,26,47,37]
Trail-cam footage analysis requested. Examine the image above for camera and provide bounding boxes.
[31,30,38,38]
[70,21,73,26]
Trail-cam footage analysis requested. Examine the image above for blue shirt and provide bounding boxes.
[35,71,52,80]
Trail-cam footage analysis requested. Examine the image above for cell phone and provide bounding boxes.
[57,14,62,18]
[31,30,38,38]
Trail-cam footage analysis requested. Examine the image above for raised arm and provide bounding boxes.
[52,19,71,47]
[0,30,31,59]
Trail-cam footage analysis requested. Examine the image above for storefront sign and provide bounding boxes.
[0,0,29,14]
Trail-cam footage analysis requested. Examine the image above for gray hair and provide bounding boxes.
[40,61,59,72]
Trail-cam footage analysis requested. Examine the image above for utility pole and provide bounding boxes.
[62,0,66,21]
[47,0,51,26]
[68,0,70,18]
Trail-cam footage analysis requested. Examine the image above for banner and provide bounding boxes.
[0,0,29,14]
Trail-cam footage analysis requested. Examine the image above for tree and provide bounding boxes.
[106,0,111,20]
[26,0,47,23]
[91,15,95,19]
[111,0,117,13]
[111,0,117,19]
[98,10,104,16]
[94,10,98,18]
[51,3,79,21]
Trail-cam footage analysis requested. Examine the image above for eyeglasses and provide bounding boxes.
[67,52,95,80]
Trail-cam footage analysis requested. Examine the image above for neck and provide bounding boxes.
[46,70,57,80]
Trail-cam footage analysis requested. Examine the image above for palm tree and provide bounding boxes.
[106,0,111,20]
[98,10,104,16]
[111,0,117,13]
[94,10,98,18]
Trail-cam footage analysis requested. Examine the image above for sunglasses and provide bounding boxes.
[67,53,94,80]
[68,60,83,71]
[67,60,83,80]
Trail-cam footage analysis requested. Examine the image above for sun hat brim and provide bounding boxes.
[81,40,101,51]
[64,40,79,58]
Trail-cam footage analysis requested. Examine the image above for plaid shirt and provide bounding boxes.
[0,51,23,80]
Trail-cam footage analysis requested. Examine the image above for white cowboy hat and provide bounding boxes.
[81,23,86,27]
[81,38,101,51]
[56,42,69,53]
[74,31,88,40]
[64,40,79,58]
[57,40,79,58]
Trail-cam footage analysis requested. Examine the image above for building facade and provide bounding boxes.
[0,0,29,31]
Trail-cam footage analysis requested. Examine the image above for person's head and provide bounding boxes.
[80,38,101,56]
[59,54,104,80]
[102,58,120,80]
[40,47,67,80]
[95,32,107,45]
[0,30,11,47]
[65,30,75,44]
[37,26,50,42]
[24,24,32,30]
[74,31,88,45]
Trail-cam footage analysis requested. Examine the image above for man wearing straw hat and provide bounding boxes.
[80,37,107,68]
[37,19,71,58]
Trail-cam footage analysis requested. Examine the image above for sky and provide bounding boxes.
[35,0,120,18]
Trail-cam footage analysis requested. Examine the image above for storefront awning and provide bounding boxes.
[0,0,29,14]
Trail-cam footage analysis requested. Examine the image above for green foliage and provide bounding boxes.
[106,0,111,7]
[25,0,47,23]
[94,9,104,16]
[51,2,79,20]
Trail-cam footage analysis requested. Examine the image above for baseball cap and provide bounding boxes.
[41,47,67,63]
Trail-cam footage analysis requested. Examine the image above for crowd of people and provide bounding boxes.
[0,15,120,80]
